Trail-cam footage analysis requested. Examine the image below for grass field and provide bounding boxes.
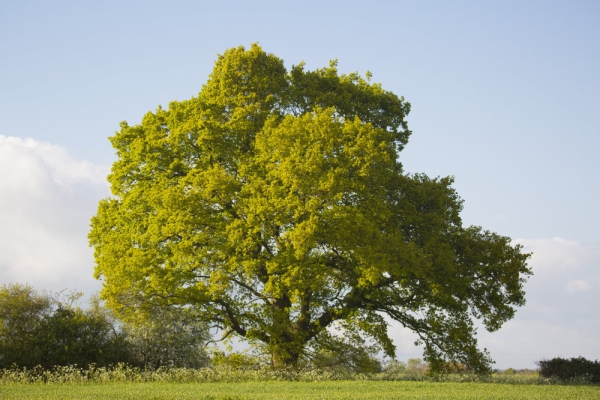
[1,381,599,400]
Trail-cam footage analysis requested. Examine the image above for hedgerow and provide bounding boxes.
[0,364,564,385]
[538,357,600,383]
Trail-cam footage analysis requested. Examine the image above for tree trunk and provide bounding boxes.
[271,344,300,369]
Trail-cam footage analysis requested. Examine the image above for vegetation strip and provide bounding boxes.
[1,381,599,400]
[0,365,594,385]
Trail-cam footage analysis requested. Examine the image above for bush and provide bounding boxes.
[0,284,130,369]
[537,356,600,383]
[210,350,265,370]
[0,283,53,368]
[0,283,211,370]
[123,306,210,369]
[406,358,429,374]
[383,359,407,374]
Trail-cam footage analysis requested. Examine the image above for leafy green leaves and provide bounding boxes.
[89,45,531,373]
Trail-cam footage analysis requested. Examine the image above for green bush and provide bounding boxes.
[0,283,53,368]
[210,350,265,370]
[0,283,211,370]
[0,283,130,369]
[537,356,600,383]
[123,306,210,369]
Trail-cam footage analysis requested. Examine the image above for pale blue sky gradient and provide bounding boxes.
[2,0,598,242]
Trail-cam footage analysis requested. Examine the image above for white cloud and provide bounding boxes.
[0,135,110,297]
[566,280,592,293]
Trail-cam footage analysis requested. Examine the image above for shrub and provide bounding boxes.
[537,356,600,383]
[0,283,53,368]
[0,283,211,370]
[122,306,210,369]
[407,358,429,374]
[300,331,383,373]
[384,359,407,374]
[0,284,130,369]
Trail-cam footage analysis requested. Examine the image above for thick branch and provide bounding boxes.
[307,288,365,340]
[214,299,247,337]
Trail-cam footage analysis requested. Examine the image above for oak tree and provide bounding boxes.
[89,44,531,373]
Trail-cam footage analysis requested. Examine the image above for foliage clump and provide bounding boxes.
[0,283,209,370]
[537,357,600,383]
[0,283,129,369]
[121,305,210,369]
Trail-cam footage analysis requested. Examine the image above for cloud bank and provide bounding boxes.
[0,135,110,296]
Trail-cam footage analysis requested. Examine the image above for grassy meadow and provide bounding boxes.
[1,366,599,399]
[2,380,600,399]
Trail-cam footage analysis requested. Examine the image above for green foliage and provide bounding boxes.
[406,358,429,374]
[210,350,265,370]
[0,363,550,385]
[301,330,383,373]
[34,304,125,368]
[0,283,129,369]
[89,44,532,373]
[384,359,407,374]
[0,283,53,368]
[538,357,600,383]
[0,282,211,370]
[123,306,210,369]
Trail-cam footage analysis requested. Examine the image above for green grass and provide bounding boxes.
[1,381,599,400]
[1,366,598,399]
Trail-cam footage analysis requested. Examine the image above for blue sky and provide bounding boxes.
[1,0,598,369]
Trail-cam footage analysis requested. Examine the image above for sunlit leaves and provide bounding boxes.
[89,45,531,373]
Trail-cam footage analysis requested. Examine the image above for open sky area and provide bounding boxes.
[1,0,598,370]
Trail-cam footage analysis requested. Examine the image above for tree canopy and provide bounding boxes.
[89,44,531,373]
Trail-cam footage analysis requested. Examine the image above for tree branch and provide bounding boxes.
[214,299,247,337]
[230,277,269,302]
[202,328,235,349]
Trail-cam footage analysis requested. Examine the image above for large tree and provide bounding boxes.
[89,44,531,373]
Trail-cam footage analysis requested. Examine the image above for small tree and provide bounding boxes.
[407,358,429,374]
[35,302,131,369]
[0,283,129,369]
[384,359,407,374]
[123,306,210,369]
[0,283,52,368]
